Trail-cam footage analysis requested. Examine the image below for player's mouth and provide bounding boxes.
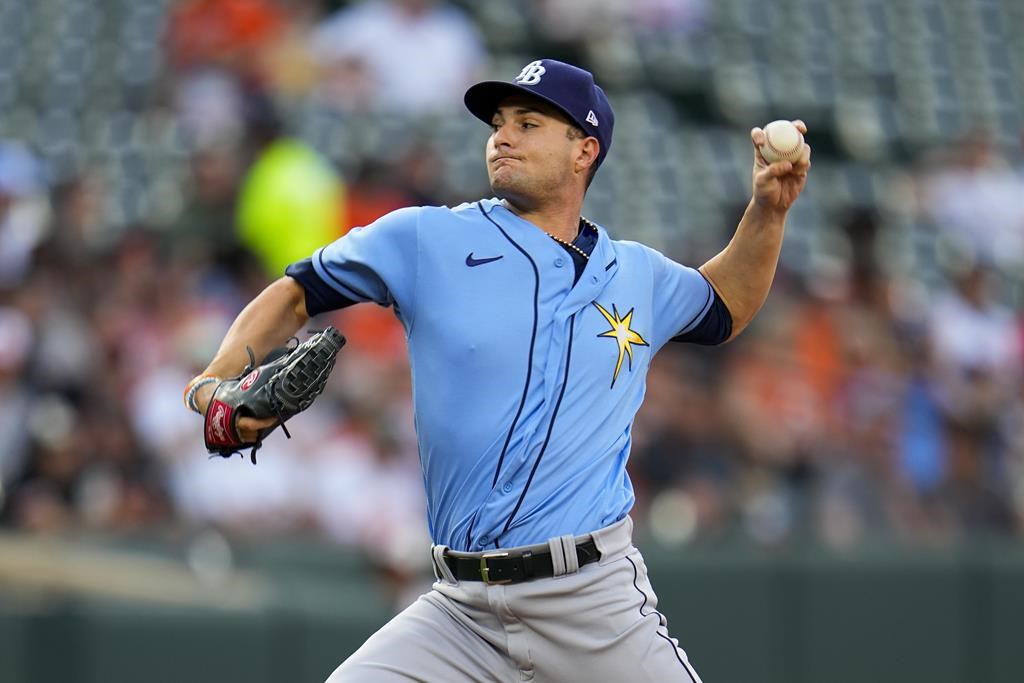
[490,155,522,167]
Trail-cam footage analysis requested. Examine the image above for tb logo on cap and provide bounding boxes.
[515,60,546,85]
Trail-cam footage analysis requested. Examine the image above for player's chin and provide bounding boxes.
[488,168,522,196]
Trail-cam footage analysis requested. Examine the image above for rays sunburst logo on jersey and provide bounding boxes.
[593,302,649,389]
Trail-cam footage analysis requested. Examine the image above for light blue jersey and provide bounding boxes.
[306,198,713,551]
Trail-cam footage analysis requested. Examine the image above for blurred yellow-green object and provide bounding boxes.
[237,139,345,277]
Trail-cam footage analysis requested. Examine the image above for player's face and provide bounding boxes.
[486,96,583,203]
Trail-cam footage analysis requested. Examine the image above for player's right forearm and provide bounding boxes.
[203,276,310,379]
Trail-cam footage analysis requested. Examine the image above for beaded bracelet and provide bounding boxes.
[183,374,220,415]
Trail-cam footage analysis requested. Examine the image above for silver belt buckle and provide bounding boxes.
[479,551,511,585]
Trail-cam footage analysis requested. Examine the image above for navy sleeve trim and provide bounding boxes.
[285,258,358,316]
[315,249,378,303]
[671,282,733,345]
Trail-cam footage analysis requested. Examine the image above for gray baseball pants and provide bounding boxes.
[325,516,703,683]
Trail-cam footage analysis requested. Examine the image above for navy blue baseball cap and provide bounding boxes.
[465,59,615,168]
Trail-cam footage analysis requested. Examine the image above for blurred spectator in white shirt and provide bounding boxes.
[309,0,487,113]
[923,131,1024,271]
[933,290,1019,379]
[928,262,1021,422]
[927,263,1021,534]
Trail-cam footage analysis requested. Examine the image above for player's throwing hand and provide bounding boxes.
[750,119,811,212]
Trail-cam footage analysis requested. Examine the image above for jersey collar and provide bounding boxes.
[484,198,618,310]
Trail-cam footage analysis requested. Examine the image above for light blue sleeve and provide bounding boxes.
[311,206,420,320]
[647,247,715,349]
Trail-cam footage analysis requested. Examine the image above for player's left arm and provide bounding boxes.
[698,121,811,341]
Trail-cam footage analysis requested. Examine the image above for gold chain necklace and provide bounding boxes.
[546,217,596,261]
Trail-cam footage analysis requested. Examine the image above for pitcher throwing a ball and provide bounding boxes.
[187,59,809,682]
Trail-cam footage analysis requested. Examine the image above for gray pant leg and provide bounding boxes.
[509,548,703,683]
[325,589,517,683]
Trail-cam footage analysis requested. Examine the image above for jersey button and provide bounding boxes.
[502,482,513,493]
[554,257,565,268]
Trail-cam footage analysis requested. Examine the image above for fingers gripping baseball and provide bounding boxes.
[750,120,810,212]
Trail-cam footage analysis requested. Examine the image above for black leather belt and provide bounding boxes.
[443,539,601,584]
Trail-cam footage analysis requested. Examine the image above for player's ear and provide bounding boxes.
[575,137,600,176]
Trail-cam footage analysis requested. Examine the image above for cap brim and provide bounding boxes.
[464,81,583,131]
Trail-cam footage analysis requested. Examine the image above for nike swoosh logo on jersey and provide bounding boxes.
[466,253,504,267]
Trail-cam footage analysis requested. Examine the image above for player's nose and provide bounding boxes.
[490,121,516,148]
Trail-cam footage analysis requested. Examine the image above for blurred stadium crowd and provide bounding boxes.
[1,0,1024,571]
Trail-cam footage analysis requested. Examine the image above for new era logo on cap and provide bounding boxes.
[464,58,616,169]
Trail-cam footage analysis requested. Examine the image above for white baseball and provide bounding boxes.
[759,120,805,164]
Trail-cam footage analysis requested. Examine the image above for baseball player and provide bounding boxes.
[189,59,809,682]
